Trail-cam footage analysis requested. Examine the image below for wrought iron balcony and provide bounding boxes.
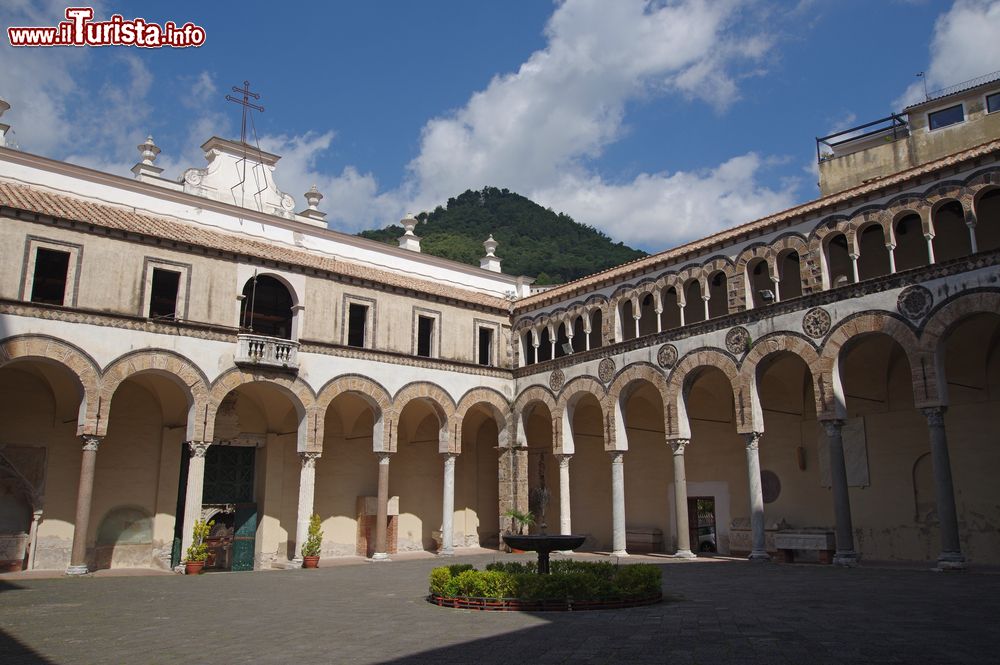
[235,333,299,372]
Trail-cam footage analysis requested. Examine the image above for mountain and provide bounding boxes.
[357,187,647,285]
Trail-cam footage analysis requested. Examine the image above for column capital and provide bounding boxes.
[744,431,762,451]
[442,451,458,463]
[187,441,211,458]
[554,453,572,467]
[819,419,844,436]
[80,435,102,452]
[608,450,625,464]
[668,438,691,454]
[375,451,392,465]
[299,451,322,468]
[921,405,947,426]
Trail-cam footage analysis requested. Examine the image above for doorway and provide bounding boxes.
[688,496,717,554]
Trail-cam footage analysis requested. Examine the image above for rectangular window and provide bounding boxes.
[347,303,368,348]
[987,92,1000,114]
[928,104,964,130]
[417,315,434,357]
[148,268,180,320]
[478,327,493,366]
[30,247,70,305]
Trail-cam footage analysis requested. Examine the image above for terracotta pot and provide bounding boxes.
[302,555,320,569]
[184,560,206,575]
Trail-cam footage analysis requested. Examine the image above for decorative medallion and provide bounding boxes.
[802,307,832,339]
[656,344,678,368]
[549,368,565,392]
[897,285,933,320]
[598,357,616,383]
[725,326,751,355]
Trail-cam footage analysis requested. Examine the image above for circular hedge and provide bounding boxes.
[427,560,662,612]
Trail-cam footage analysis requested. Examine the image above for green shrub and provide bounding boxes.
[612,564,661,597]
[301,514,323,557]
[447,563,474,576]
[429,567,451,595]
[485,560,536,575]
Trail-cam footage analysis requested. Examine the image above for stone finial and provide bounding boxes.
[299,184,327,223]
[480,234,502,272]
[398,213,421,252]
[131,135,164,179]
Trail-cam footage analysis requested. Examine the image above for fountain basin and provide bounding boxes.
[502,534,586,573]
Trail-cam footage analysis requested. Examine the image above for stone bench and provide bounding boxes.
[774,531,836,564]
[626,527,662,553]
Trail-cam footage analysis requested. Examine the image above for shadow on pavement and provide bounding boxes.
[0,628,58,665]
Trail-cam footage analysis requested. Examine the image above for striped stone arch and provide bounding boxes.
[97,349,211,440]
[739,333,828,429]
[204,368,317,450]
[390,381,457,453]
[512,384,558,450]
[0,334,101,436]
[555,375,608,453]
[734,242,774,273]
[770,233,815,293]
[313,374,393,453]
[653,270,679,291]
[847,208,891,247]
[453,386,512,454]
[819,311,933,412]
[920,290,1000,406]
[924,181,966,214]
[665,348,741,437]
[606,362,668,451]
[885,197,931,239]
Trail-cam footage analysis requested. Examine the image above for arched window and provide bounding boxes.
[620,299,636,341]
[707,272,728,318]
[975,188,1000,252]
[747,258,773,308]
[523,332,536,365]
[857,225,891,280]
[638,293,657,336]
[825,232,852,287]
[893,213,927,271]
[932,201,971,262]
[538,327,553,362]
[555,322,570,358]
[662,287,681,329]
[684,280,704,324]
[590,309,603,349]
[240,275,293,339]
[778,250,802,300]
[572,315,586,352]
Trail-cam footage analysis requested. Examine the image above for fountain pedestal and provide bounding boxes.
[502,534,586,574]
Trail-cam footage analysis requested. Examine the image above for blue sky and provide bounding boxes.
[3,1,1000,252]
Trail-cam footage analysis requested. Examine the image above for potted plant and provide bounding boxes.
[184,518,213,575]
[301,513,323,568]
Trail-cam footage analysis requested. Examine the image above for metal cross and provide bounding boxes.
[225,80,264,144]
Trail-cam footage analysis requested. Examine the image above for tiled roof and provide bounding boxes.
[513,138,1000,313]
[0,182,511,311]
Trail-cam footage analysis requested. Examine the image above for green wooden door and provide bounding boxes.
[232,503,257,571]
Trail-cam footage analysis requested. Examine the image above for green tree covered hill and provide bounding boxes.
[357,187,646,285]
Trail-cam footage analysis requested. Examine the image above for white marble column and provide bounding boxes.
[921,407,966,570]
[925,233,936,264]
[701,295,710,320]
[180,441,211,562]
[670,438,696,558]
[822,420,859,566]
[633,314,640,339]
[556,454,572,536]
[966,216,978,253]
[886,243,897,273]
[849,253,860,282]
[678,303,685,327]
[744,432,770,561]
[439,452,457,556]
[66,435,102,576]
[609,451,628,557]
[293,451,321,563]
[372,452,392,561]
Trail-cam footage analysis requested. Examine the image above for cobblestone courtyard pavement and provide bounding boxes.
[2,553,999,664]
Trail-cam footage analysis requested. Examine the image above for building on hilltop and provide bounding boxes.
[0,78,998,574]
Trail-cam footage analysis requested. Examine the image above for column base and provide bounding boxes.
[65,564,89,576]
[370,552,391,561]
[610,550,629,558]
[935,552,967,571]
[285,558,303,569]
[436,549,455,557]
[833,551,860,567]
[748,550,771,562]
[672,549,696,559]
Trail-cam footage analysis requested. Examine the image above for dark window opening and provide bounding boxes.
[478,327,494,366]
[30,248,70,306]
[987,92,1000,114]
[524,332,536,365]
[928,104,964,130]
[417,315,434,357]
[347,303,368,348]
[240,275,293,339]
[149,268,180,320]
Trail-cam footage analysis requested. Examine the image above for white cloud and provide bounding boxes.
[896,0,1000,108]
